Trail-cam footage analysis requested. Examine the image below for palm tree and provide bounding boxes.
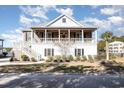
[101,32,113,60]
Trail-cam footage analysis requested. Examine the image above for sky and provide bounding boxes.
[0,5,124,47]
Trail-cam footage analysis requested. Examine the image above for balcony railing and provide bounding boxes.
[39,38,95,43]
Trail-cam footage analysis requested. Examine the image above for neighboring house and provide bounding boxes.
[109,41,124,54]
[0,39,4,55]
[14,14,98,60]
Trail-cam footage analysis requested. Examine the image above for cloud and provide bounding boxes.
[1,33,21,42]
[90,5,101,9]
[20,5,56,20]
[117,27,124,33]
[0,27,24,44]
[108,16,124,25]
[55,7,73,17]
[82,17,111,30]
[100,7,120,15]
[20,15,40,27]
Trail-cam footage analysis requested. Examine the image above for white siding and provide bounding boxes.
[31,43,97,59]
[48,16,82,27]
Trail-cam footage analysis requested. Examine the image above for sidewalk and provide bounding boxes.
[0,57,11,62]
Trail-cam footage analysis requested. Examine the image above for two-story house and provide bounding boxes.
[19,14,98,60]
[109,41,124,54]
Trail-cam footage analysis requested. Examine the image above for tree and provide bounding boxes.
[101,31,113,60]
[98,40,106,52]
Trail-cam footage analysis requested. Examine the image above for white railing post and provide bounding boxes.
[45,29,47,43]
[95,30,97,43]
[82,29,84,43]
[68,29,70,41]
[58,29,60,42]
[31,30,33,44]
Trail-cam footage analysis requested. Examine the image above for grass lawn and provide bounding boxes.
[0,61,103,73]
[0,59,124,74]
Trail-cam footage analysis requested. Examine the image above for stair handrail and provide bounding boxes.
[33,32,41,44]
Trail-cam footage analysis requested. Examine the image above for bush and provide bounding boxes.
[67,55,74,61]
[31,57,37,62]
[110,54,116,60]
[81,56,87,62]
[75,56,81,61]
[61,55,67,62]
[88,55,94,62]
[46,56,54,62]
[95,55,106,60]
[21,55,29,61]
[54,55,61,62]
[10,57,19,62]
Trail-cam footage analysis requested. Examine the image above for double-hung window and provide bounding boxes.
[75,48,84,56]
[44,48,54,56]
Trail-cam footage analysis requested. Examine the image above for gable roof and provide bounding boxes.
[45,14,84,27]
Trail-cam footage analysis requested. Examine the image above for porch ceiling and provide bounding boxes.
[31,27,97,32]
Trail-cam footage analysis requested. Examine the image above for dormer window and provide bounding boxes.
[62,18,66,23]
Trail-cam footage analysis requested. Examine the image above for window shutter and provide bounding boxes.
[75,49,76,56]
[25,32,27,41]
[52,48,54,56]
[44,48,46,56]
[82,49,84,56]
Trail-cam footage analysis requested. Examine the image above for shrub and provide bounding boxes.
[54,55,61,62]
[75,56,81,61]
[21,55,29,61]
[81,56,87,62]
[110,54,116,60]
[31,57,37,62]
[46,56,54,62]
[95,55,106,60]
[10,57,19,62]
[67,55,74,61]
[61,55,67,62]
[88,55,94,62]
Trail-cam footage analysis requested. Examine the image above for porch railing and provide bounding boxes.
[39,38,95,43]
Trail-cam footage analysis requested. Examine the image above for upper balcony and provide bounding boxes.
[23,28,97,44]
[39,38,95,43]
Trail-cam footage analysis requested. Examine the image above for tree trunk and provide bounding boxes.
[106,41,109,60]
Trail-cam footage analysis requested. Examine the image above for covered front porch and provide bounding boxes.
[31,27,97,43]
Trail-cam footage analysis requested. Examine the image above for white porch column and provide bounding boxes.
[68,29,70,41]
[58,29,60,42]
[45,29,47,43]
[31,30,33,43]
[82,29,84,42]
[95,30,97,43]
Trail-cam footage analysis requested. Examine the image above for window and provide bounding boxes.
[44,48,54,56]
[62,18,66,23]
[75,48,84,56]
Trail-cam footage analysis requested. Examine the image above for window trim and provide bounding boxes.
[62,18,66,23]
[44,48,54,57]
[75,48,84,56]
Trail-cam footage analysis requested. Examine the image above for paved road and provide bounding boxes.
[0,73,124,88]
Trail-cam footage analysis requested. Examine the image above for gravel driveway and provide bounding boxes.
[0,73,124,88]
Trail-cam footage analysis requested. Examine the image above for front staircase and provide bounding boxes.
[13,32,42,61]
[21,32,42,61]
